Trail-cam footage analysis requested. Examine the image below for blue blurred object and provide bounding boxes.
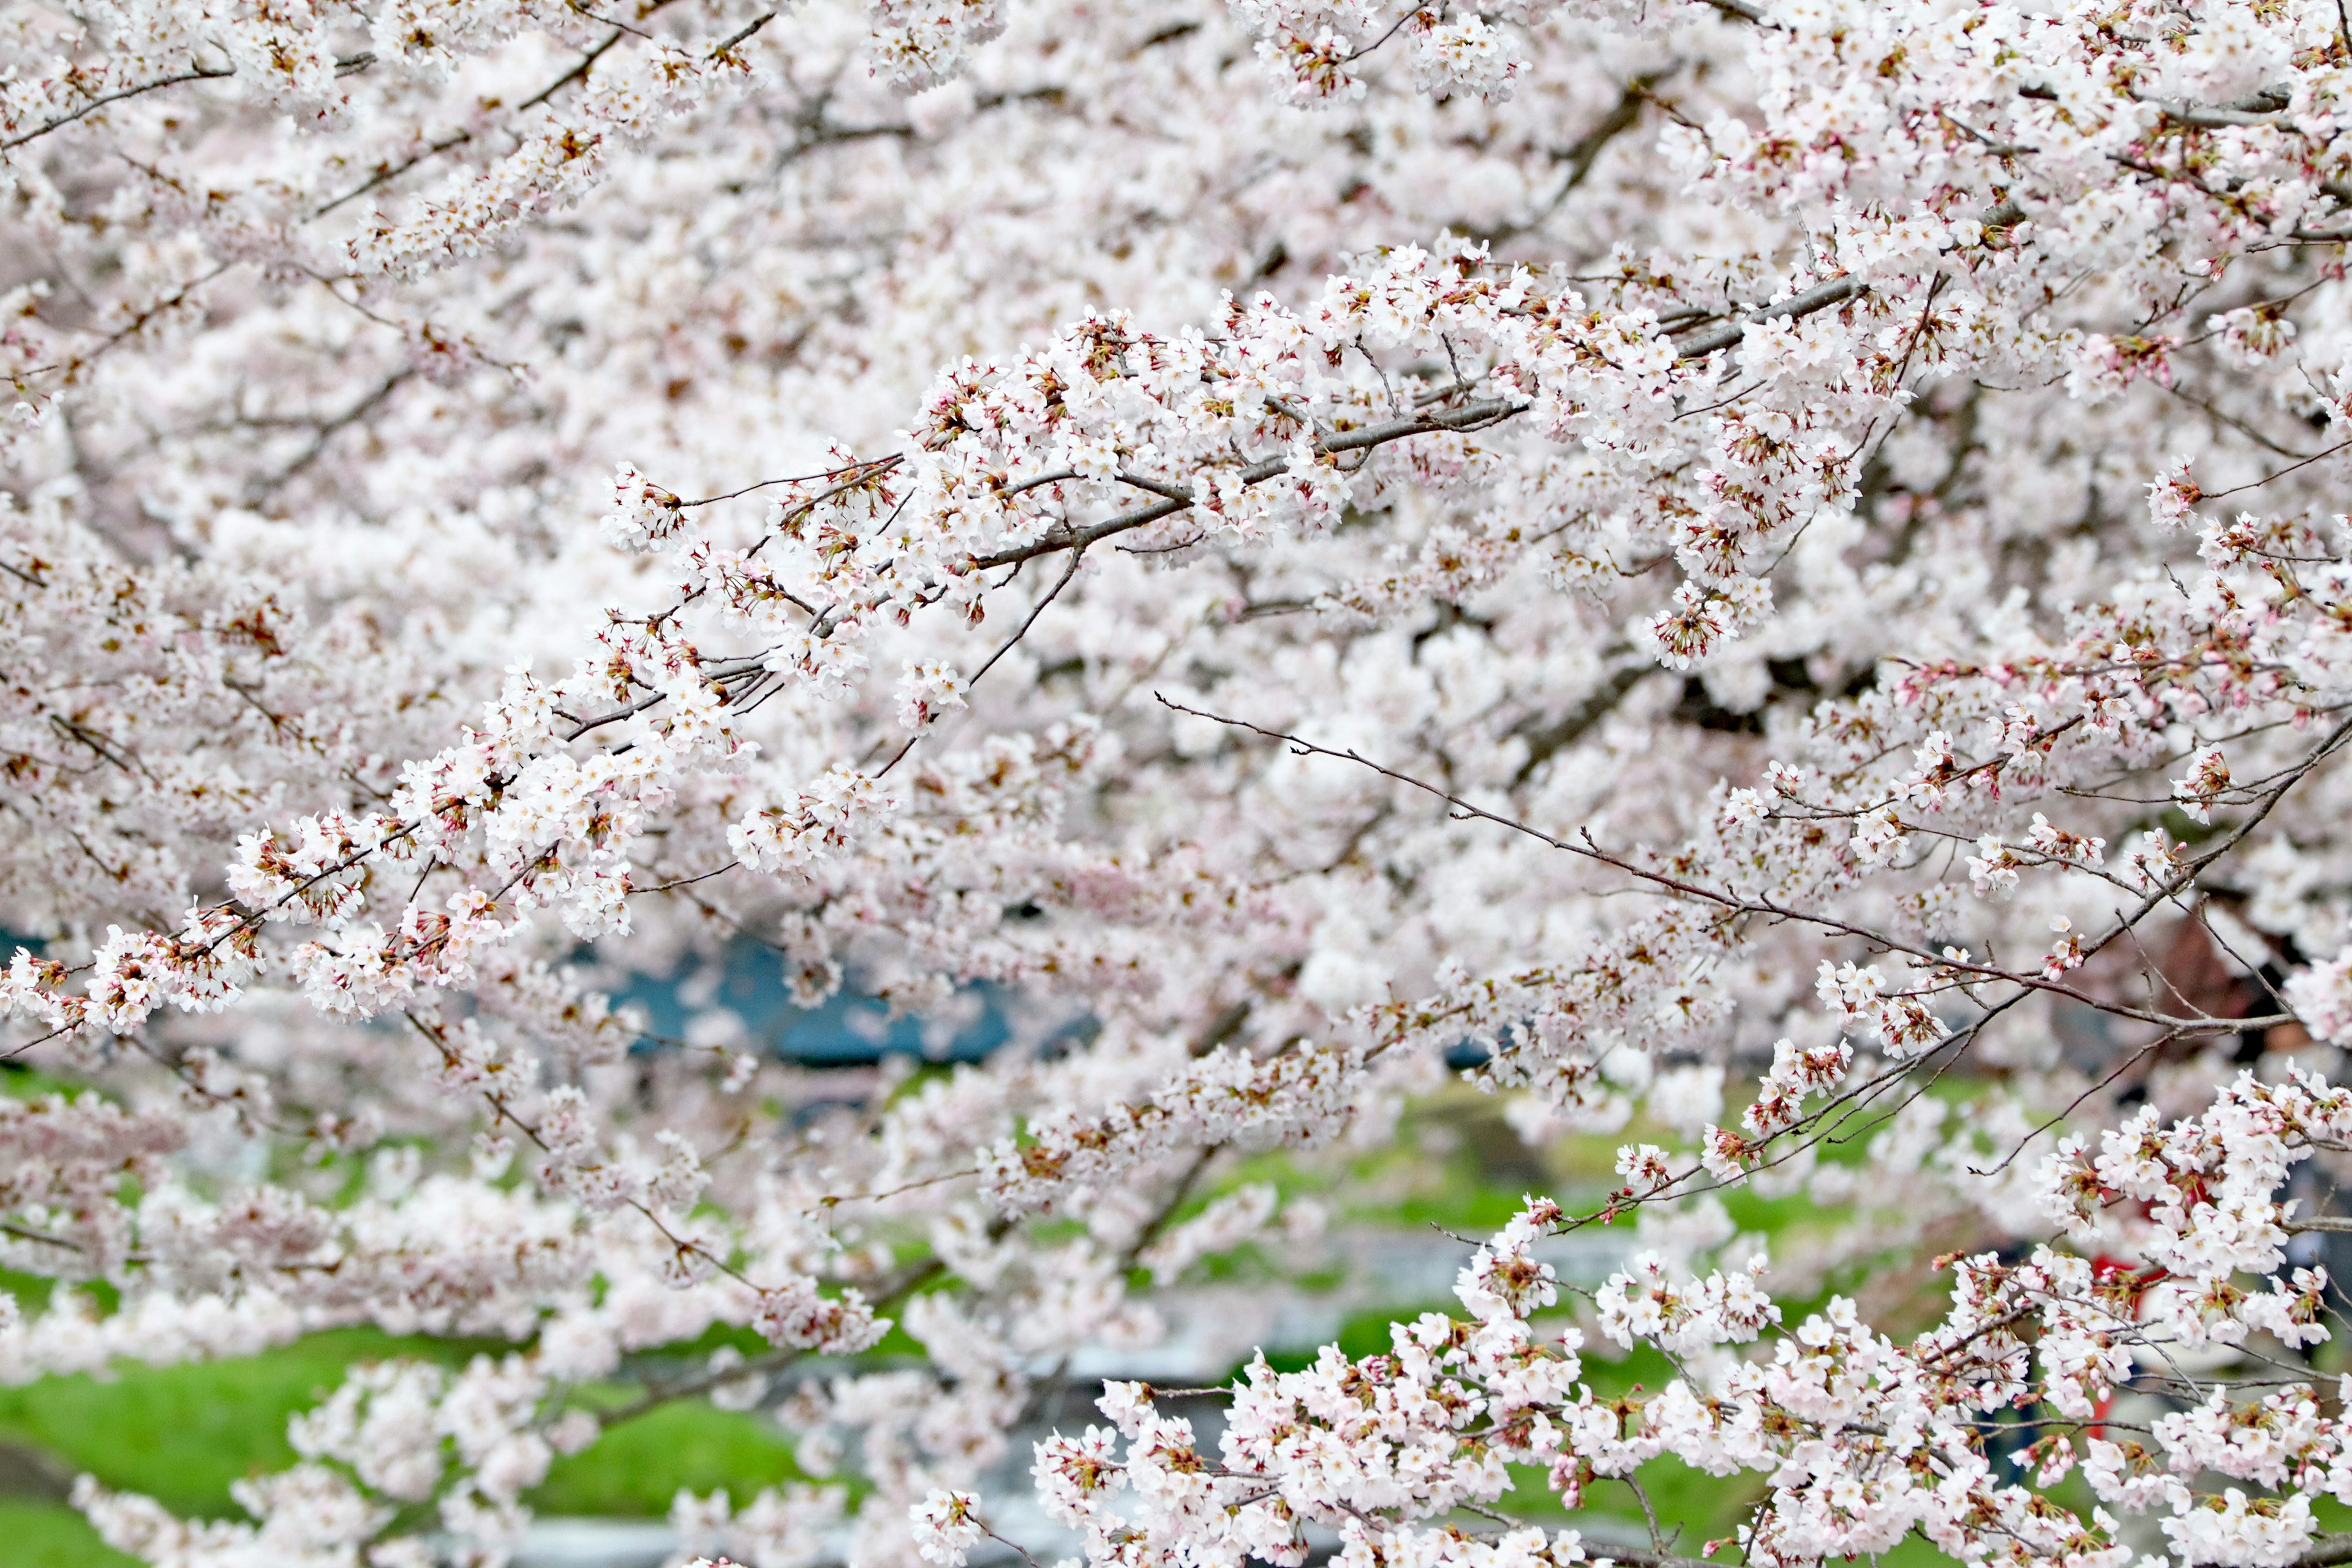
[611,939,1036,1065]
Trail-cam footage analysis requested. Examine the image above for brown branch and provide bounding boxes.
[1156,702,2352,1039]
[968,398,1531,571]
[1673,276,1862,358]
[307,2,690,219]
[595,1256,946,1429]
[1,64,233,153]
[2297,1536,2352,1568]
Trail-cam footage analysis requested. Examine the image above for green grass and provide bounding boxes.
[0,1329,451,1516]
[0,1326,801,1527]
[0,1499,138,1567]
[532,1398,803,1517]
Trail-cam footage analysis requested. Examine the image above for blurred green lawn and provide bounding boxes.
[0,1327,804,1565]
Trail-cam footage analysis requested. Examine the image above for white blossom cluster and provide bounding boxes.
[1008,1124,2352,1568]
[10,0,2352,1561]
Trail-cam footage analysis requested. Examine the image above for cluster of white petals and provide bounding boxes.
[13,0,2352,1561]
